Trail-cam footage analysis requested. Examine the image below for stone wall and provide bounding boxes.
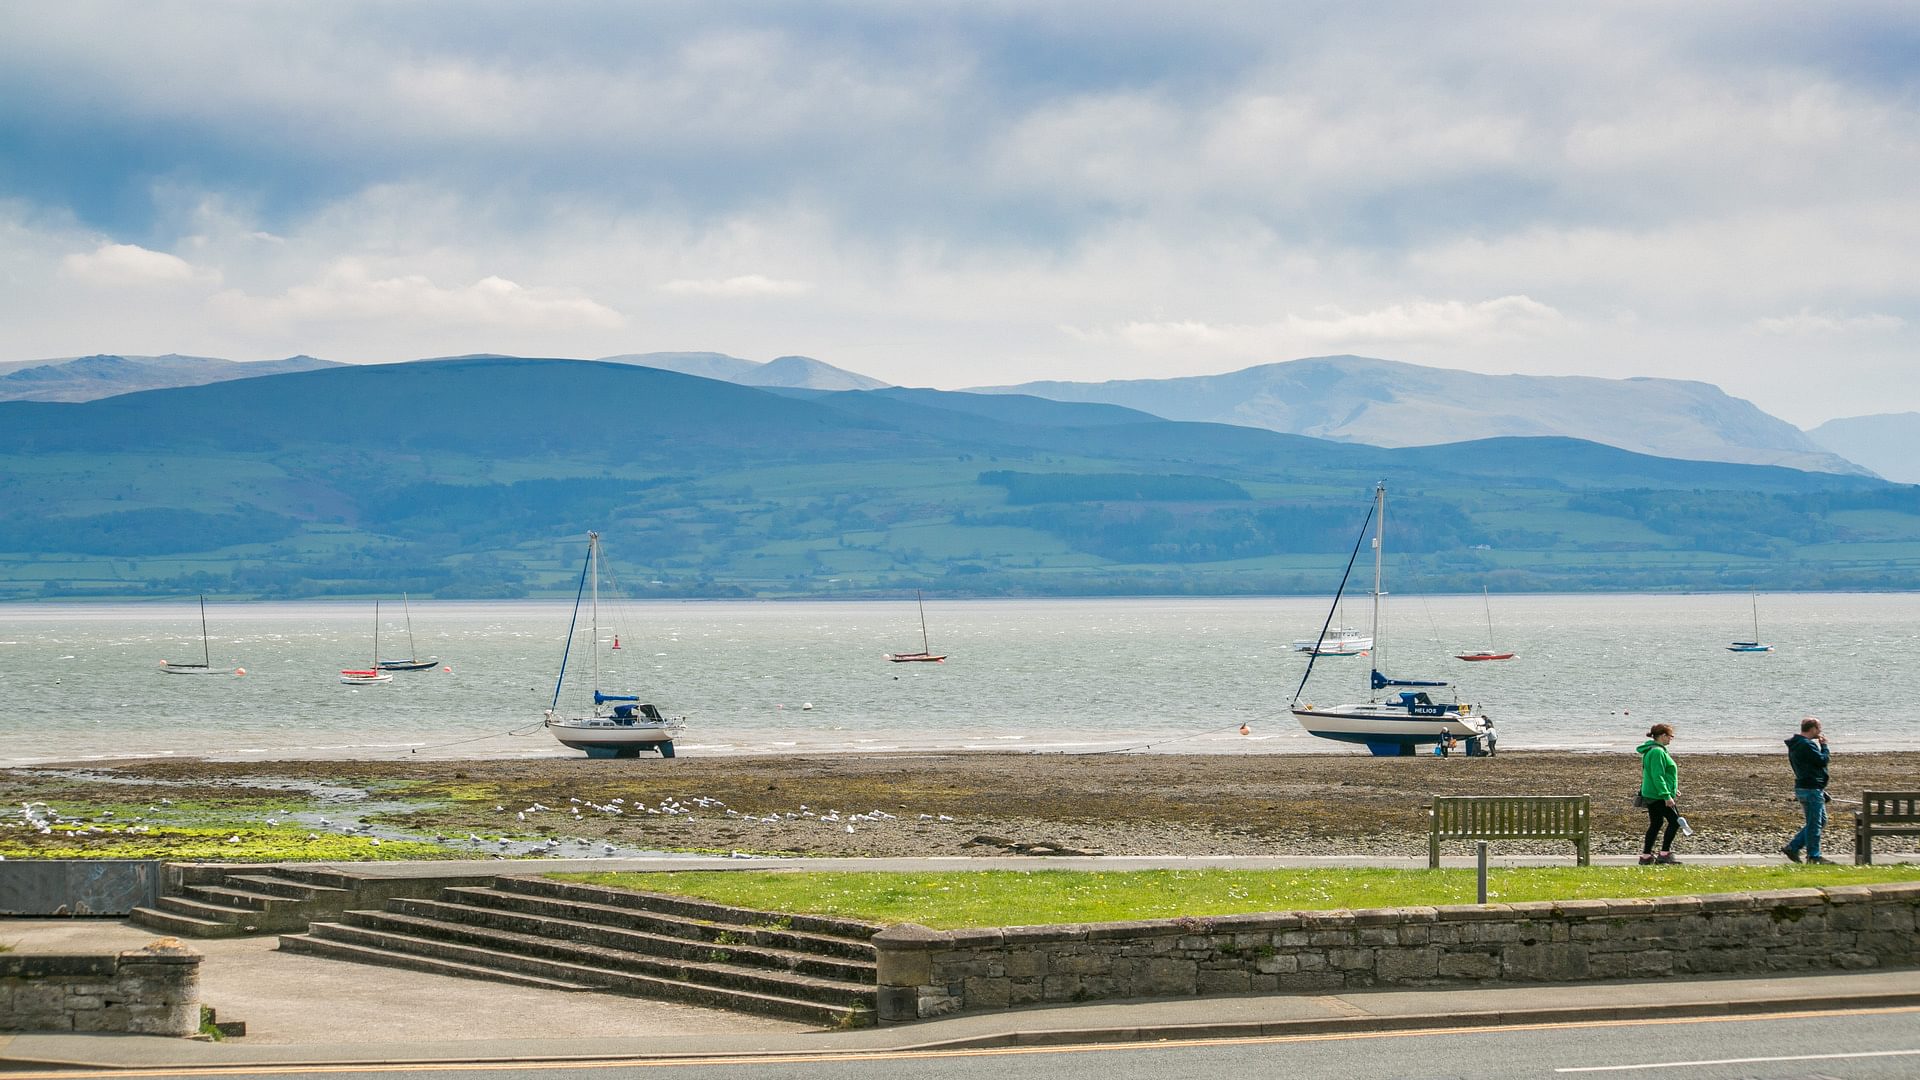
[0,940,202,1035]
[0,860,161,915]
[873,882,1920,1021]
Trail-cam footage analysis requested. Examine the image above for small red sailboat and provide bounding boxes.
[1455,587,1516,662]
[884,590,947,663]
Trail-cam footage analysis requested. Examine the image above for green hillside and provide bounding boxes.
[2,357,1917,600]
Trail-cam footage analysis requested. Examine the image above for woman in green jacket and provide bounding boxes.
[1637,723,1681,864]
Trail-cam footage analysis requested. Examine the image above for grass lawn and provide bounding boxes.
[550,866,1920,929]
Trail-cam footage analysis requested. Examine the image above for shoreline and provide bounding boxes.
[7,749,1917,862]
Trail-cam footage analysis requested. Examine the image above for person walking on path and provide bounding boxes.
[1637,723,1682,864]
[1783,716,1833,864]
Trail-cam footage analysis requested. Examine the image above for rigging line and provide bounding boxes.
[405,718,549,753]
[549,536,594,714]
[1068,719,1256,756]
[1290,494,1377,707]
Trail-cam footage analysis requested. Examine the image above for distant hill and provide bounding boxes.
[973,355,1869,477]
[1,356,1915,601]
[0,353,343,402]
[1807,413,1920,484]
[599,351,888,390]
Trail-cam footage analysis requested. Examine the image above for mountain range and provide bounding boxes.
[0,353,341,402]
[2,349,1891,482]
[972,355,1866,476]
[1806,413,1920,485]
[2,356,1915,601]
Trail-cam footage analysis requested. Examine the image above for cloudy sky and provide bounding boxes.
[2,2,1915,425]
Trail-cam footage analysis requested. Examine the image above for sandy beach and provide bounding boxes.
[7,749,1918,861]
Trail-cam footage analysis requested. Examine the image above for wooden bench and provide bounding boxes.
[1429,795,1590,868]
[1854,791,1920,865]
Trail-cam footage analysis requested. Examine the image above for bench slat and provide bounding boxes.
[1855,790,1920,865]
[1429,796,1590,867]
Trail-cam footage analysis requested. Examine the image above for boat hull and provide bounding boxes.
[340,670,393,684]
[1291,632,1374,653]
[376,658,440,671]
[1727,644,1773,652]
[161,663,237,675]
[1455,652,1515,661]
[1290,704,1489,749]
[547,716,686,758]
[885,652,946,663]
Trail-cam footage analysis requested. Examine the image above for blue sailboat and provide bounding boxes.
[543,532,685,758]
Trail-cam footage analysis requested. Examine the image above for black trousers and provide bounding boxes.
[1643,798,1679,853]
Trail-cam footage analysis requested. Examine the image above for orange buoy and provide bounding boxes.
[612,635,621,650]
[1239,724,1250,736]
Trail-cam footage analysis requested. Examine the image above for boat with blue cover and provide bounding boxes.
[544,532,685,758]
[1290,484,1493,756]
[1727,592,1773,652]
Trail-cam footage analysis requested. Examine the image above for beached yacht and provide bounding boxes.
[544,532,685,758]
[1289,484,1492,756]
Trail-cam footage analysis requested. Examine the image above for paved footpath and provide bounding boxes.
[2,853,1915,1069]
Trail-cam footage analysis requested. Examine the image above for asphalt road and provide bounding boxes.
[9,1007,1919,1080]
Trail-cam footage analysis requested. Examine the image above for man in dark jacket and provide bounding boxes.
[1783,716,1832,864]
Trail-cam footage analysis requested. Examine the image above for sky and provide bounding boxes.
[1,2,1916,427]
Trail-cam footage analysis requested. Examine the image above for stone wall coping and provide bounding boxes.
[871,923,948,949]
[1,955,118,978]
[1741,887,1830,907]
[867,882,1920,947]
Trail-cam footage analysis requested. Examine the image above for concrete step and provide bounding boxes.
[129,905,247,938]
[155,895,255,923]
[184,884,308,913]
[223,873,352,902]
[448,885,877,961]
[339,909,875,1007]
[390,896,876,982]
[500,876,882,941]
[296,920,871,1027]
[277,932,605,992]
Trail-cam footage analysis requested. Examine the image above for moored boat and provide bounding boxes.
[1289,484,1494,756]
[161,595,242,676]
[544,532,685,758]
[376,593,441,671]
[884,590,946,663]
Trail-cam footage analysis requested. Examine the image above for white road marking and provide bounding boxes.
[1557,1047,1920,1072]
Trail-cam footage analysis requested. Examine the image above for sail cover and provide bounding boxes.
[594,691,641,704]
[1372,669,1448,689]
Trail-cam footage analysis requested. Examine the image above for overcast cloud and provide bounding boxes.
[1,2,1915,424]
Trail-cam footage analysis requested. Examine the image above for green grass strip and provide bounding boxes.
[551,866,1920,930]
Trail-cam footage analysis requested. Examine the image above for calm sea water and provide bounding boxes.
[0,593,1914,766]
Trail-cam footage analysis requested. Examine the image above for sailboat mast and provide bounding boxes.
[589,532,601,700]
[402,592,419,662]
[373,600,381,667]
[198,594,210,667]
[1370,483,1385,699]
[1752,591,1761,640]
[917,590,930,654]
[1484,586,1496,651]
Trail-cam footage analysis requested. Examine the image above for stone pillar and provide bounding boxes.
[871,923,950,1022]
[113,939,202,1036]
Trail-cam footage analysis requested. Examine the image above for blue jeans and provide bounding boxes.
[1788,788,1826,858]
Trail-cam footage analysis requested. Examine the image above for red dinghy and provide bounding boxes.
[1456,588,1516,662]
[884,590,947,664]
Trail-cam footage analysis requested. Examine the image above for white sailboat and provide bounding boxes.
[340,601,394,684]
[377,593,440,671]
[1290,484,1493,756]
[544,532,685,758]
[160,595,241,675]
[1728,592,1773,652]
[884,590,946,663]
